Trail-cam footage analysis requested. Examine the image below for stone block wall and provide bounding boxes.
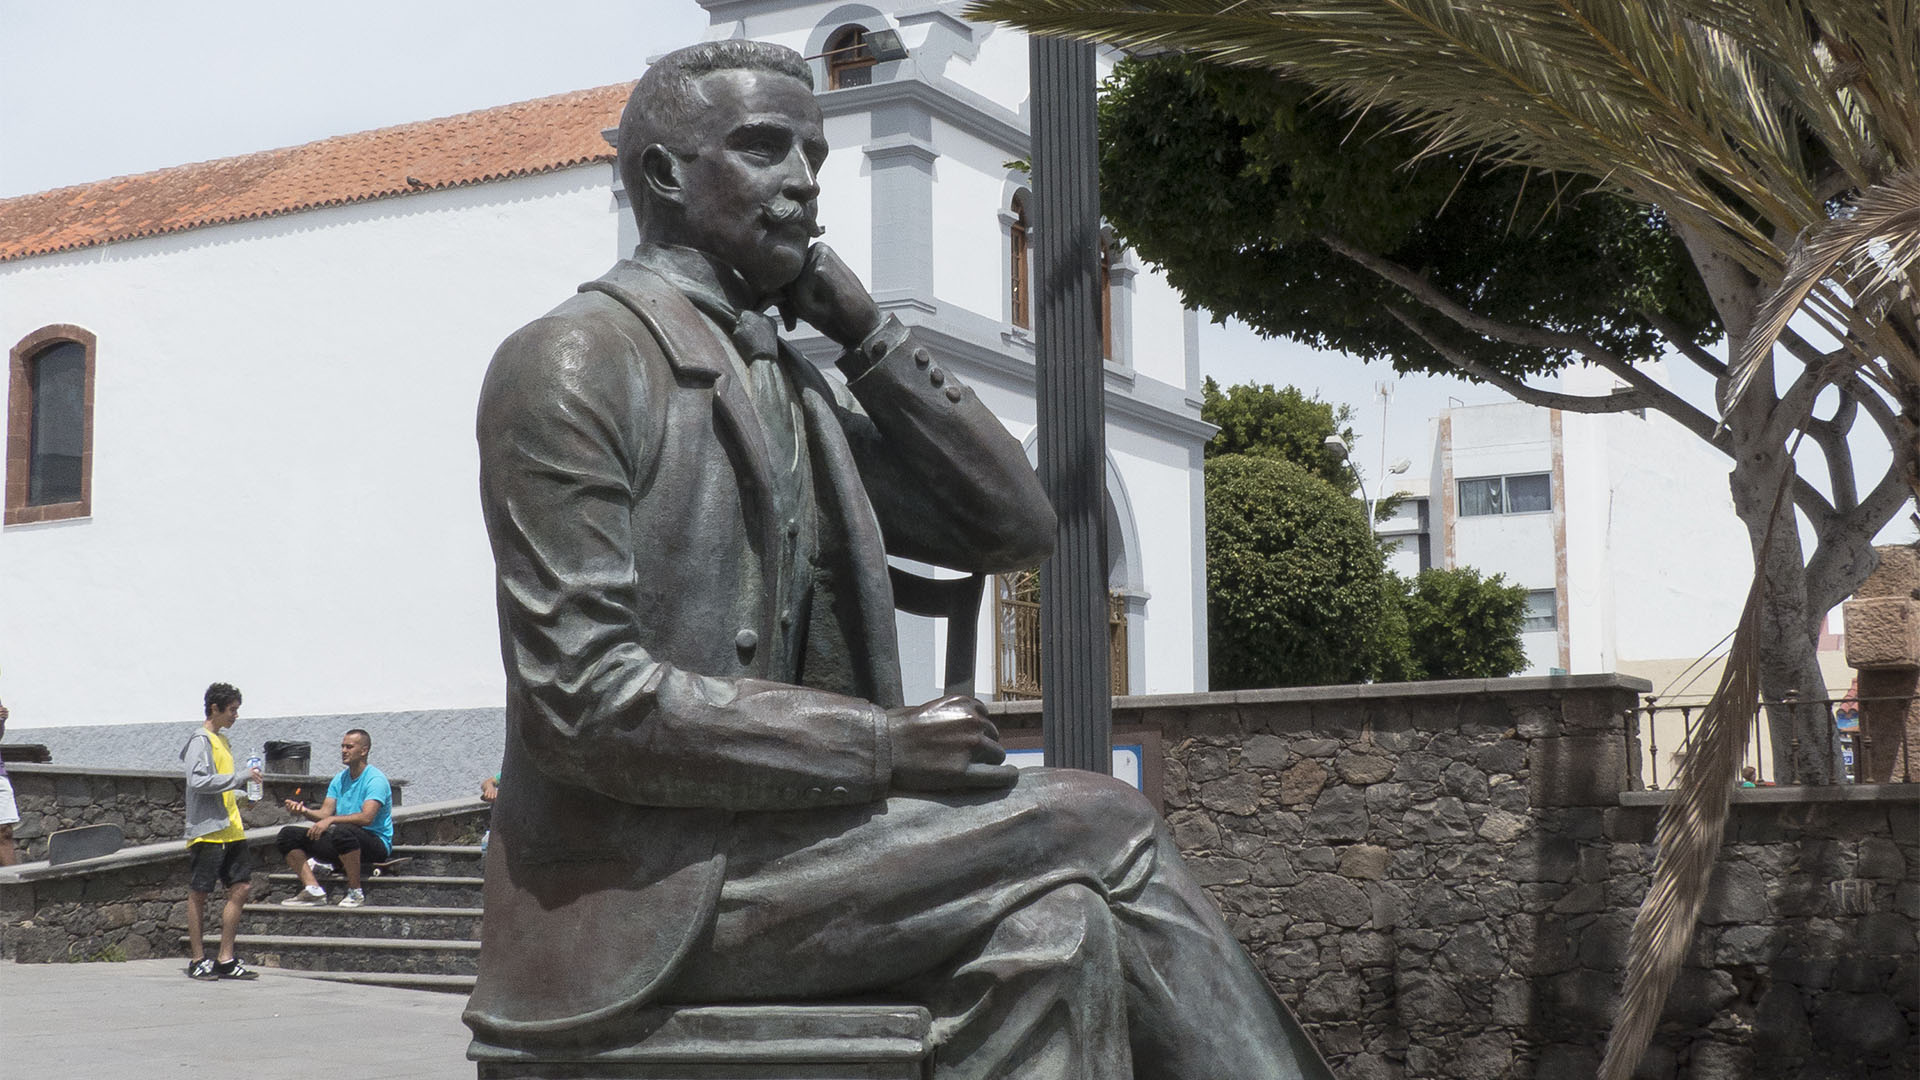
[0,803,482,964]
[3,764,399,864]
[994,675,1917,1080]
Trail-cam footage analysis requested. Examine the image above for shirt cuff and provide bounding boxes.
[870,705,893,794]
[836,315,911,385]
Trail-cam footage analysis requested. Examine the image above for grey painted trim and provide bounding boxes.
[1618,784,1920,807]
[865,125,937,298]
[872,289,938,315]
[788,304,1217,443]
[1188,440,1209,691]
[982,671,1653,719]
[819,68,1029,155]
[864,133,940,166]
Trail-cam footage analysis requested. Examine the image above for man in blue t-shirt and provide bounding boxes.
[275,728,393,908]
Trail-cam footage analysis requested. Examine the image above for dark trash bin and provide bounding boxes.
[263,740,310,775]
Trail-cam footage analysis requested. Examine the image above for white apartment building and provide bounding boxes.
[1377,365,1755,680]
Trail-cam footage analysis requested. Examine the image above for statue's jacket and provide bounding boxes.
[463,259,1055,1044]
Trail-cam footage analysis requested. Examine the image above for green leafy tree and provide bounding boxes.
[971,2,1919,785]
[971,3,1918,1067]
[1399,567,1529,680]
[1205,453,1389,688]
[1200,377,1356,485]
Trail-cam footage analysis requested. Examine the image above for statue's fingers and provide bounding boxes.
[972,737,1007,766]
[958,763,1021,788]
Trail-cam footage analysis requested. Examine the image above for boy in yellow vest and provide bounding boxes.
[179,682,262,980]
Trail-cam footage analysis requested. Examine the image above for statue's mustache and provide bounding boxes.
[762,202,825,238]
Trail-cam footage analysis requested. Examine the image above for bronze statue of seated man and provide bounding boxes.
[463,39,1332,1080]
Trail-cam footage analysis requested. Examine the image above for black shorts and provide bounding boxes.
[187,839,253,893]
[276,823,389,866]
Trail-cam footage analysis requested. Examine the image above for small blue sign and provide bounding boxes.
[1004,745,1145,792]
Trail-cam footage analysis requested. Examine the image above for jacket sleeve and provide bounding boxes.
[477,310,893,813]
[826,316,1056,573]
[183,734,241,795]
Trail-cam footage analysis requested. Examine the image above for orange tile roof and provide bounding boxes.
[0,81,635,264]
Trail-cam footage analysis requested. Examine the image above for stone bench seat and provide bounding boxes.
[468,1002,933,1079]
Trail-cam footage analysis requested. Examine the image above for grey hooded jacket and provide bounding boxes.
[180,729,246,841]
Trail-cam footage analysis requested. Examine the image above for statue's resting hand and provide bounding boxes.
[887,695,1021,791]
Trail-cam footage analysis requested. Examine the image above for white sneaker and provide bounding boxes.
[280,886,326,907]
[337,889,367,908]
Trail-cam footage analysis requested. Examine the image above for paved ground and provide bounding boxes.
[2,958,477,1078]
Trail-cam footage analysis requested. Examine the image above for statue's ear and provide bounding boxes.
[640,144,684,207]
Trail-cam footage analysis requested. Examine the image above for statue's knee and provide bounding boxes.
[1002,882,1115,968]
[1043,770,1159,843]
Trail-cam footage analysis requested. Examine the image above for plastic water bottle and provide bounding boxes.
[246,752,264,802]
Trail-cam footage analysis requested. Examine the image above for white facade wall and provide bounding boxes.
[5,1,1213,734]
[1428,374,1749,677]
[0,168,623,727]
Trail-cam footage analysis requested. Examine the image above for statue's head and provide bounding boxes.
[619,41,826,299]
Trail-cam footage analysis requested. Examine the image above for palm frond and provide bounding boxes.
[1597,581,1764,1079]
[968,0,1918,286]
[1728,168,1920,411]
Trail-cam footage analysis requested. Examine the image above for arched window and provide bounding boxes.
[1099,238,1114,360]
[6,324,96,524]
[825,25,878,89]
[1009,193,1032,330]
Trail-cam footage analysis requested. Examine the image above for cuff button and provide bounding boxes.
[928,367,945,386]
[944,384,963,402]
[912,348,932,368]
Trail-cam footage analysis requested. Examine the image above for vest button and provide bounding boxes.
[944,384,963,403]
[912,348,932,368]
[735,629,758,652]
[928,367,945,386]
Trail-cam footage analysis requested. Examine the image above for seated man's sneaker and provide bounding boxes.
[185,958,218,980]
[214,958,259,981]
[337,888,367,908]
[280,885,326,907]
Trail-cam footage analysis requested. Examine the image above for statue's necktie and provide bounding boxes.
[730,310,797,469]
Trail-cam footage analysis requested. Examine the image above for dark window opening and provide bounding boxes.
[826,25,877,89]
[28,341,86,506]
[1010,193,1031,329]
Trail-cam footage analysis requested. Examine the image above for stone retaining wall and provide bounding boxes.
[0,801,480,964]
[3,764,403,864]
[992,675,1917,1080]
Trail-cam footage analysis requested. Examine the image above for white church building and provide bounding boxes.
[0,1,1213,796]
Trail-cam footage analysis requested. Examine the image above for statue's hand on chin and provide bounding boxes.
[776,244,883,349]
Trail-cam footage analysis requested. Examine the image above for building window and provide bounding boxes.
[1009,193,1032,330]
[7,325,96,525]
[993,569,1128,699]
[1099,239,1114,360]
[1523,590,1558,633]
[1457,473,1551,516]
[825,25,878,89]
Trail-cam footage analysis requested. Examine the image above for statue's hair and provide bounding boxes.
[618,40,814,204]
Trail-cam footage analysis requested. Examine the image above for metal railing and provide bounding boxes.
[1634,692,1915,788]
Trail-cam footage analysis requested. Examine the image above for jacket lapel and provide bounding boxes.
[790,347,905,709]
[580,262,781,655]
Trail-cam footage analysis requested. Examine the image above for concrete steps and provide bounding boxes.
[242,903,482,939]
[203,932,480,976]
[187,842,487,989]
[262,871,484,908]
